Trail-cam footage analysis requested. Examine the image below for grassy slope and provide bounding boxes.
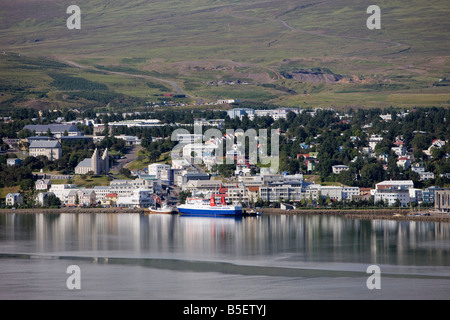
[0,0,449,109]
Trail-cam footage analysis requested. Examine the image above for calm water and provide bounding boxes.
[0,213,449,300]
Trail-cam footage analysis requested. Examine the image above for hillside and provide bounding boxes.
[0,0,449,110]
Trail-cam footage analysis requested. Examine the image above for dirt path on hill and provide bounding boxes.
[60,59,188,96]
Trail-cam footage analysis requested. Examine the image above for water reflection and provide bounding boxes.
[0,213,449,267]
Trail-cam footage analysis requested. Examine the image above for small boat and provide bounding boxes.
[146,195,175,214]
[147,204,175,214]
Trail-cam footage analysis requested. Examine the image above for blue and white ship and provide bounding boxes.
[177,197,243,216]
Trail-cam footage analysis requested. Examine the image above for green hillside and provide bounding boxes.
[0,0,449,110]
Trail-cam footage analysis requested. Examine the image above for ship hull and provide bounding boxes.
[148,209,175,214]
[177,206,243,217]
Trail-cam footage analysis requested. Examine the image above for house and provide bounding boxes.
[392,146,407,157]
[35,179,51,191]
[67,189,96,206]
[397,157,411,169]
[29,140,62,160]
[368,134,383,150]
[6,158,22,166]
[425,139,446,156]
[419,172,435,181]
[102,193,118,207]
[6,193,23,206]
[332,165,349,174]
[35,192,54,206]
[306,159,316,172]
[411,163,425,174]
[75,148,109,175]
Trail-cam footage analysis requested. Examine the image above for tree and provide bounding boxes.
[20,179,34,191]
[179,190,192,204]
[360,162,385,187]
[46,194,61,208]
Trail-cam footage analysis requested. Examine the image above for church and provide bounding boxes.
[75,148,110,175]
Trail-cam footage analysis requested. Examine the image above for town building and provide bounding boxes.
[116,189,153,208]
[375,180,414,190]
[35,192,55,206]
[148,163,172,182]
[48,184,78,204]
[35,179,51,191]
[67,189,96,206]
[102,193,118,207]
[374,189,410,207]
[342,186,360,201]
[397,157,411,170]
[6,158,22,166]
[29,140,62,160]
[423,186,441,204]
[23,124,80,138]
[75,148,109,175]
[6,193,23,207]
[435,189,450,213]
[419,172,435,181]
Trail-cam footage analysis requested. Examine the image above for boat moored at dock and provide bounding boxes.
[177,196,243,217]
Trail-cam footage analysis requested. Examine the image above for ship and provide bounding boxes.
[177,196,243,217]
[147,203,175,214]
[145,195,175,214]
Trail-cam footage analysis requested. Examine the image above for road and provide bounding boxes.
[111,145,142,171]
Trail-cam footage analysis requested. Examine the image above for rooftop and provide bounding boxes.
[29,140,61,148]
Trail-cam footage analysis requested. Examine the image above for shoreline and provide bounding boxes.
[1,207,449,222]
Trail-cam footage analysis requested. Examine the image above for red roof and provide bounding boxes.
[105,193,118,198]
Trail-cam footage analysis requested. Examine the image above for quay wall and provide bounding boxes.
[1,207,449,222]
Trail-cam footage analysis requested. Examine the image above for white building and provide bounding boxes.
[375,180,414,190]
[342,186,360,201]
[368,134,384,150]
[116,189,153,208]
[6,193,23,206]
[148,163,171,182]
[332,165,350,174]
[67,189,96,206]
[319,186,343,202]
[93,186,112,202]
[35,192,55,206]
[48,184,78,204]
[23,124,80,138]
[175,133,203,144]
[397,157,411,169]
[419,172,435,181]
[374,189,410,207]
[35,179,51,191]
[29,140,62,161]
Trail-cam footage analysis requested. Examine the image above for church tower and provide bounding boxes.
[101,148,109,174]
[92,148,99,175]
